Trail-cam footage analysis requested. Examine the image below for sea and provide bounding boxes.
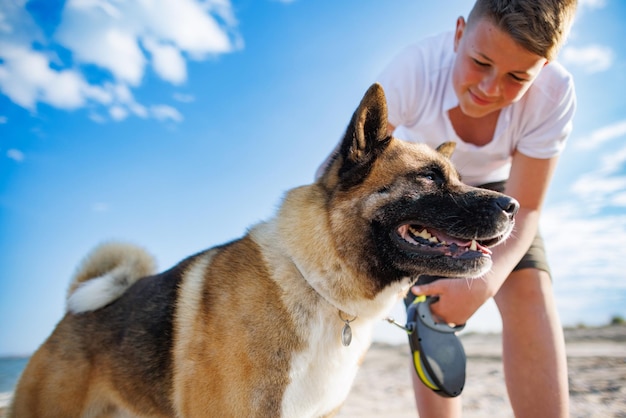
[0,357,29,408]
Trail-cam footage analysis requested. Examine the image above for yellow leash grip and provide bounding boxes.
[413,350,439,390]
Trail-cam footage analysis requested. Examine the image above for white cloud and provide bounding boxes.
[150,105,183,123]
[611,192,626,207]
[541,139,626,321]
[560,44,614,73]
[542,204,626,281]
[0,42,97,110]
[574,119,626,150]
[58,25,147,86]
[602,143,626,173]
[570,170,626,203]
[137,0,234,58]
[98,82,149,120]
[0,0,240,122]
[568,143,626,213]
[0,42,77,110]
[173,93,195,103]
[88,112,107,124]
[109,105,128,121]
[41,69,90,109]
[129,102,148,119]
[70,0,123,19]
[0,116,7,124]
[7,149,25,162]
[541,199,626,328]
[55,0,237,85]
[143,38,187,85]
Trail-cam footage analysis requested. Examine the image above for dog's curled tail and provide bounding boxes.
[66,242,156,314]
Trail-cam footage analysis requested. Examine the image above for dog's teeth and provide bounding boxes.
[407,227,440,243]
[408,227,433,239]
[419,229,432,239]
[470,239,478,251]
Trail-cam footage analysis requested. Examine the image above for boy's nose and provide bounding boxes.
[479,73,501,97]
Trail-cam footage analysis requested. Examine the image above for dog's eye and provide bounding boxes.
[420,172,436,181]
[377,186,391,194]
[419,169,443,185]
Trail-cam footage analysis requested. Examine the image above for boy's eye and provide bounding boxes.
[509,73,529,83]
[472,58,489,67]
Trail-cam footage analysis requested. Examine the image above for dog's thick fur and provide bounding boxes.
[10,83,518,418]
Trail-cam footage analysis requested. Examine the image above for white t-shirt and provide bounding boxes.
[378,31,576,186]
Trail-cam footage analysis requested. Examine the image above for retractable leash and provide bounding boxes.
[386,295,466,398]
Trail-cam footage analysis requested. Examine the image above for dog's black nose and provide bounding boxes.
[496,196,519,217]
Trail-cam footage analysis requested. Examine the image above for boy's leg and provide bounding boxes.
[494,268,570,418]
[410,362,462,418]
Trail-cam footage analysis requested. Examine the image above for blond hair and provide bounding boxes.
[467,0,578,60]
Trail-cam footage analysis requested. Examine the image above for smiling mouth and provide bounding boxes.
[469,90,496,106]
[395,224,497,259]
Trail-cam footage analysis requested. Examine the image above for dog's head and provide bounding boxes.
[318,83,518,292]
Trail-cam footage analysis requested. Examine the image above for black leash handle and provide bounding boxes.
[405,295,467,397]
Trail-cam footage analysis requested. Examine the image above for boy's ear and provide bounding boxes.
[454,16,466,52]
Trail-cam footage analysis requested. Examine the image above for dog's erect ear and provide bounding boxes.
[436,142,456,159]
[337,83,391,189]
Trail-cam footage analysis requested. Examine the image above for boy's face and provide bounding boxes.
[452,16,547,118]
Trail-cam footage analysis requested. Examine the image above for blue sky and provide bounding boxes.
[0,0,624,355]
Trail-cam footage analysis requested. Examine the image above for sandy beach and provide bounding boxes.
[338,325,626,418]
[2,325,624,417]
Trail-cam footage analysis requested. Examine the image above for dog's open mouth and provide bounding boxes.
[394,223,496,259]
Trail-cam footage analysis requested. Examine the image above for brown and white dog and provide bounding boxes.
[10,83,518,417]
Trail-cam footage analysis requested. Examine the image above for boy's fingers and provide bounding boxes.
[411,283,437,296]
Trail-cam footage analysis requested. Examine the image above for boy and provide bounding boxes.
[378,1,577,416]
[318,0,578,416]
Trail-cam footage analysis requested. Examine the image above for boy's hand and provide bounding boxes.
[411,277,492,326]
